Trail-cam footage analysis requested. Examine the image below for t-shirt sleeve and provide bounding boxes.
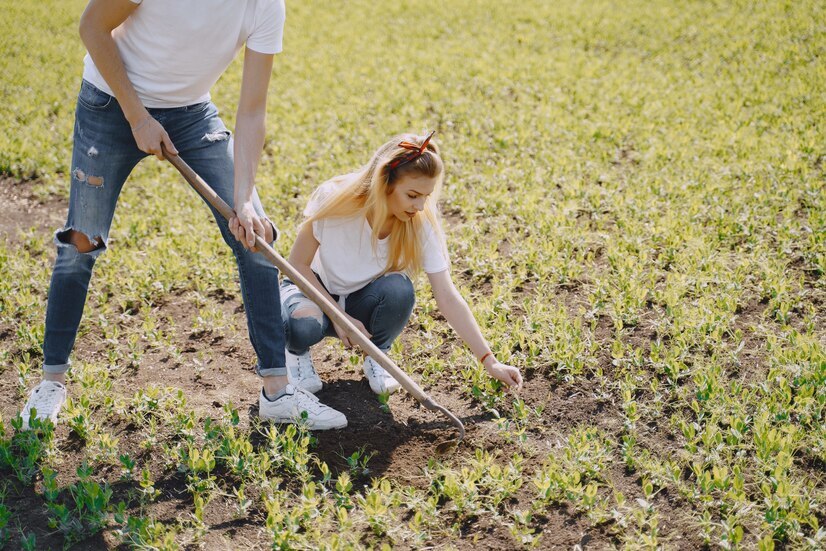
[422,220,450,274]
[247,0,285,54]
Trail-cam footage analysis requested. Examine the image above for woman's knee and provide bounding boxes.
[377,273,415,310]
[285,306,324,351]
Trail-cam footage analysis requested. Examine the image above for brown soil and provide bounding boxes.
[0,177,66,238]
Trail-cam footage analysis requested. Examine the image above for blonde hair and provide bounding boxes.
[304,133,446,274]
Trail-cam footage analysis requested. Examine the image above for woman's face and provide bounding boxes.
[387,173,439,222]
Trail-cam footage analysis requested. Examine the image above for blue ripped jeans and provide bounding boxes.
[42,80,287,377]
[281,273,415,355]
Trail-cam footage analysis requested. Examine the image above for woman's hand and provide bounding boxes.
[486,361,523,390]
[333,315,372,349]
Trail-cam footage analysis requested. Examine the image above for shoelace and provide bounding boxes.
[290,387,321,412]
[295,355,316,379]
[31,384,63,413]
[366,358,389,380]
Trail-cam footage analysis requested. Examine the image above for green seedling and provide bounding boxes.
[139,467,160,503]
[19,532,37,551]
[44,462,113,546]
[116,515,179,550]
[5,414,54,484]
[0,503,9,548]
[342,446,375,479]
[119,453,136,480]
[376,390,391,413]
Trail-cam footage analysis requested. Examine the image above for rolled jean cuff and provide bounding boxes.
[43,361,71,374]
[256,365,288,378]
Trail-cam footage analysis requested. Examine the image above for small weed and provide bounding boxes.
[342,446,375,479]
[0,502,10,548]
[376,391,391,413]
[3,415,54,485]
[119,453,136,481]
[44,462,113,546]
[115,515,179,550]
[18,531,37,551]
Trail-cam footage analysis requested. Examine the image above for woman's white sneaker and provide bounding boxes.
[285,349,323,393]
[20,380,67,430]
[258,384,347,430]
[362,356,401,395]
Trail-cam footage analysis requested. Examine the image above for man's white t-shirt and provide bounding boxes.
[306,179,449,298]
[82,0,286,108]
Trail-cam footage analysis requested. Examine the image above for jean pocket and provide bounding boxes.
[77,80,114,111]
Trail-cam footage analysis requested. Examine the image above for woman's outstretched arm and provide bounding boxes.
[427,270,523,389]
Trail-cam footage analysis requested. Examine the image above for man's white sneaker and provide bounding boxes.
[286,349,323,394]
[362,356,401,395]
[258,384,347,430]
[20,380,67,431]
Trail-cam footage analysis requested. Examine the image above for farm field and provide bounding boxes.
[1,0,825,549]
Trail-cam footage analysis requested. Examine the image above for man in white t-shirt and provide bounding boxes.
[20,0,347,431]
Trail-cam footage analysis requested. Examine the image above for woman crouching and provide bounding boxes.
[261,132,523,430]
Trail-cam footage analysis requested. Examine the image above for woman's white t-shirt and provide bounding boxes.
[82,0,286,108]
[306,180,449,297]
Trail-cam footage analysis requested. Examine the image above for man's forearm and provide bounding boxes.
[233,111,266,205]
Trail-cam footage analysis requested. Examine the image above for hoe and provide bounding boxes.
[163,147,465,450]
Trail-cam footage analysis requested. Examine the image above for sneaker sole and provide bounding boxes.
[368,381,402,395]
[296,380,323,394]
[262,416,348,431]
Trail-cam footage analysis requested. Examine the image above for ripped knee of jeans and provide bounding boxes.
[287,307,325,350]
[292,305,323,324]
[54,228,106,256]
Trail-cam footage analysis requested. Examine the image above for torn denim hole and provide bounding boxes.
[87,146,99,157]
[291,301,323,324]
[281,281,303,302]
[72,168,104,187]
[54,227,107,257]
[202,130,230,143]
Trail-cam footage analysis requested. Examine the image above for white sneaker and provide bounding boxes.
[286,349,323,393]
[258,384,347,430]
[362,356,401,395]
[20,380,67,430]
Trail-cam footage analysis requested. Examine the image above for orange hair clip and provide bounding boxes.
[387,130,436,171]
